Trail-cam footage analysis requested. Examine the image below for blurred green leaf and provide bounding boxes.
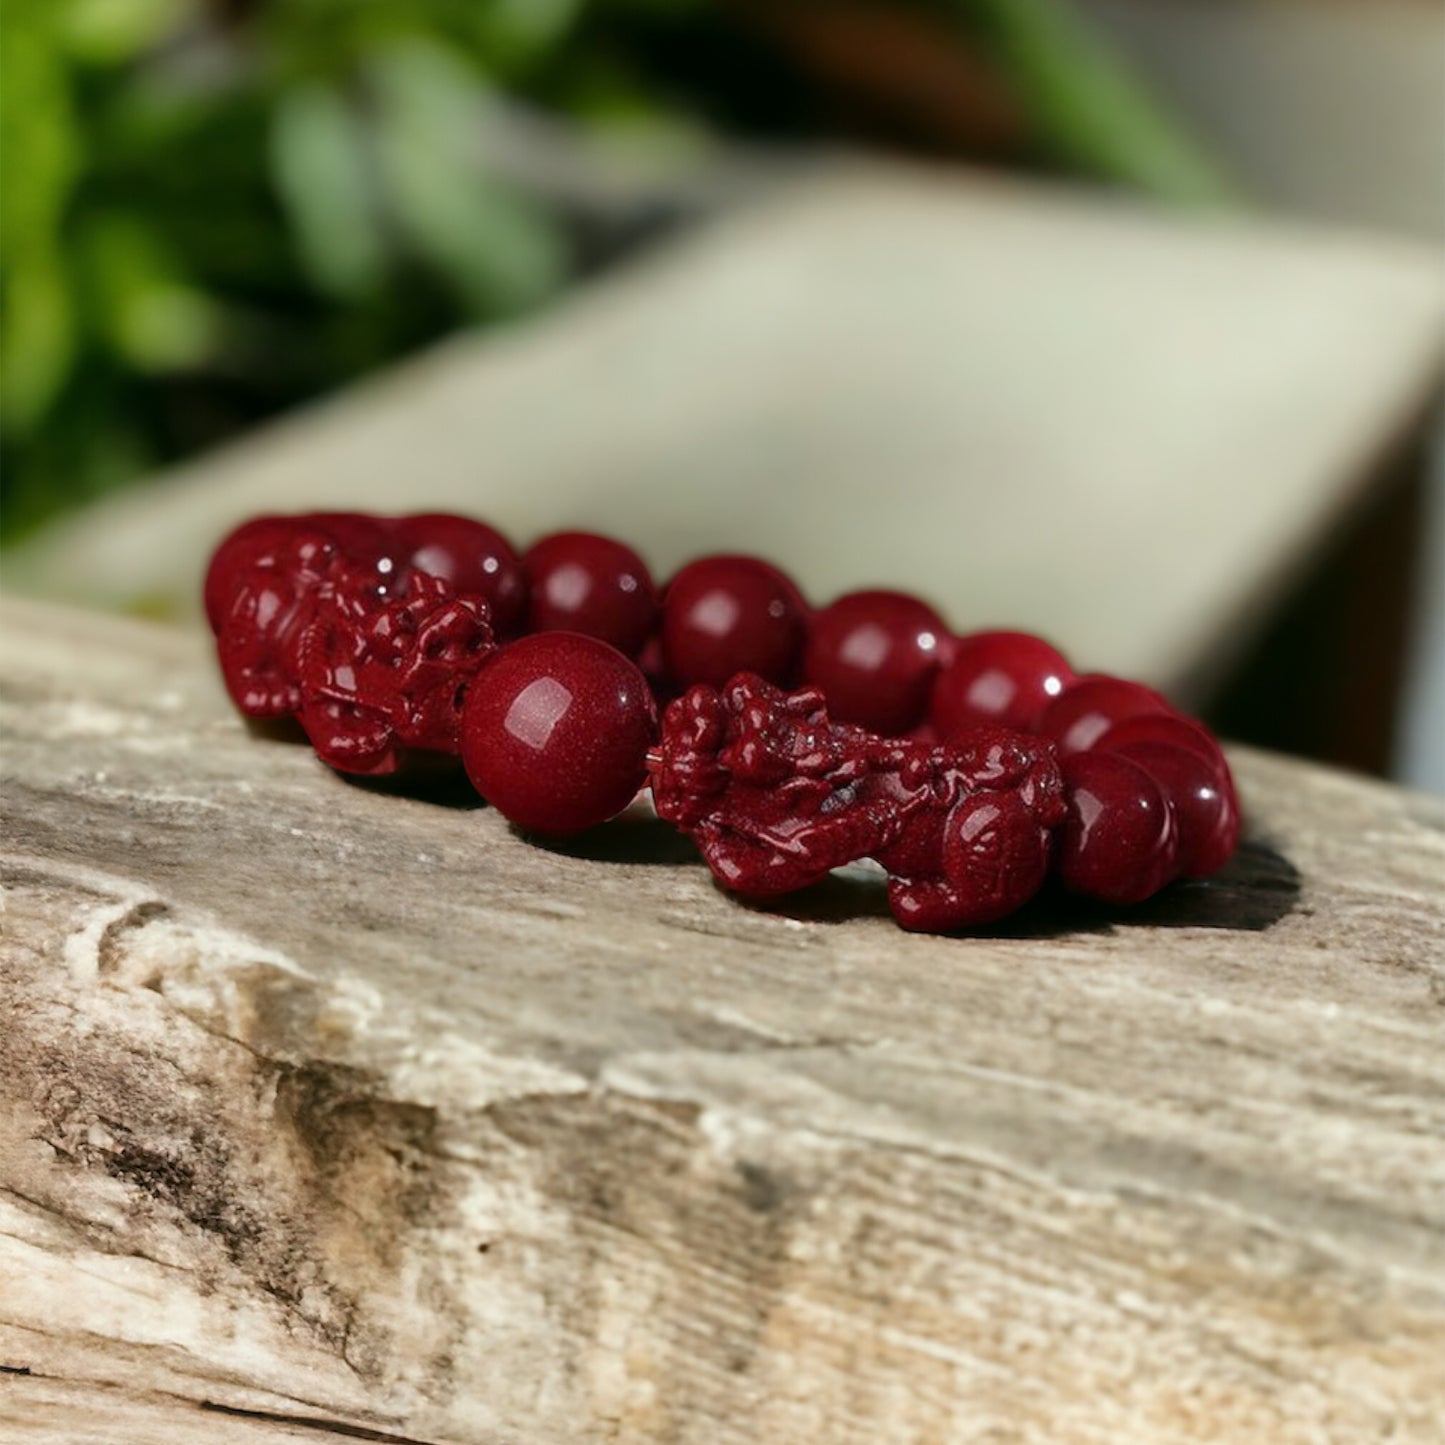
[0,251,78,431]
[372,43,564,315]
[471,0,585,72]
[77,211,221,369]
[61,0,185,63]
[0,10,81,251]
[0,4,83,428]
[270,84,385,298]
[959,0,1236,205]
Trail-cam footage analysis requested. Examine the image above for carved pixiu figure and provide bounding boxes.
[292,566,496,776]
[650,674,1066,931]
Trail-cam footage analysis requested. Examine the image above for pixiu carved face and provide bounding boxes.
[651,673,1066,931]
[292,569,496,776]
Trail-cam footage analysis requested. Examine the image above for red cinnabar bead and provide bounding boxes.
[1105,741,1238,877]
[523,531,659,659]
[392,514,527,637]
[1057,751,1180,903]
[461,632,658,833]
[205,516,294,633]
[310,512,394,565]
[803,590,947,736]
[1096,712,1227,780]
[661,556,808,689]
[1039,675,1171,756]
[1095,710,1217,754]
[931,630,1073,736]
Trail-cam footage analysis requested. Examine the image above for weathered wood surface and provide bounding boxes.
[2,596,1443,1444]
[7,163,1443,704]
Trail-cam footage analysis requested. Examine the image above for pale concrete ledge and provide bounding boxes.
[2,596,1443,1441]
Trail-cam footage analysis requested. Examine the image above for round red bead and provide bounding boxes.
[1100,713,1241,844]
[309,511,393,563]
[1057,751,1180,903]
[461,632,657,834]
[392,514,526,636]
[1096,713,1230,786]
[205,516,292,632]
[661,555,807,690]
[1039,674,1171,756]
[523,531,658,658]
[803,590,946,735]
[931,630,1073,736]
[1106,740,1238,877]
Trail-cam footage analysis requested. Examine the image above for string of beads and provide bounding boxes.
[207,512,1240,933]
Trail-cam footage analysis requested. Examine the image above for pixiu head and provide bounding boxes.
[294,571,496,775]
[718,676,866,784]
[651,675,860,824]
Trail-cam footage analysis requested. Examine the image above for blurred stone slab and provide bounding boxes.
[4,597,1445,1442]
[6,162,1443,701]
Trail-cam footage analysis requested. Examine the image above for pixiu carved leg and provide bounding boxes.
[651,675,1066,931]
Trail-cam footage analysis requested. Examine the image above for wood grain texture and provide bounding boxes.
[7,162,1443,704]
[2,597,1443,1443]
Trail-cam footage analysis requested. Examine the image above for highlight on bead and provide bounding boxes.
[461,631,658,835]
[206,511,1242,933]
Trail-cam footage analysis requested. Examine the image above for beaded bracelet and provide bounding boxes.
[206,512,1241,934]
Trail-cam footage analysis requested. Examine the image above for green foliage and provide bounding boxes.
[1,0,1227,544]
[0,0,592,541]
[953,0,1235,204]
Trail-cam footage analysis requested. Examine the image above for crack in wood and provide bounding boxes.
[198,1400,446,1444]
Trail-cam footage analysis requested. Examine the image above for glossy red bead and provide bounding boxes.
[1095,711,1217,763]
[803,590,947,735]
[1057,751,1180,903]
[1096,711,1233,793]
[205,513,392,630]
[205,517,291,632]
[1039,674,1172,756]
[1106,740,1239,877]
[309,511,394,562]
[523,531,659,658]
[461,632,658,833]
[931,630,1073,736]
[661,555,808,690]
[392,514,526,636]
